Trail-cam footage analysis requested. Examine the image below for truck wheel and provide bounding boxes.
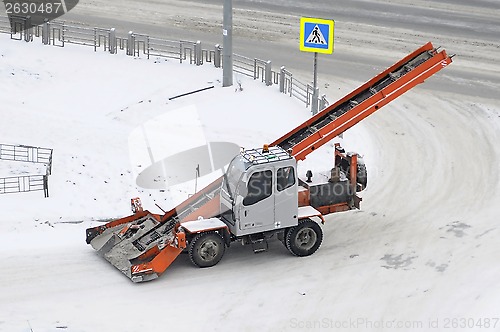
[279,228,290,245]
[285,219,323,257]
[188,231,225,268]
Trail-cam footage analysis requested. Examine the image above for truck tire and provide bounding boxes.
[188,231,225,268]
[285,219,323,257]
[279,228,290,245]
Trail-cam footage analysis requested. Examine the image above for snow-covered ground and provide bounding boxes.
[0,34,352,331]
[1,6,500,331]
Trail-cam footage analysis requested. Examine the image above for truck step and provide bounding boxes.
[251,239,268,253]
[248,234,269,253]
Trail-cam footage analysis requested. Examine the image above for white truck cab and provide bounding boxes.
[220,146,299,237]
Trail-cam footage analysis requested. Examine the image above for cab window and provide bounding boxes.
[277,166,295,191]
[243,170,272,206]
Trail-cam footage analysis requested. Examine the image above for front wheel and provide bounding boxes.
[188,231,225,268]
[285,219,323,257]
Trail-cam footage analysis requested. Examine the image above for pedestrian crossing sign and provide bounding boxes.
[300,17,334,54]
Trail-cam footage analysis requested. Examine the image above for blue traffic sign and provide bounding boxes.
[300,17,334,54]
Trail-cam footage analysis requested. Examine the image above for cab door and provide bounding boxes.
[238,169,275,234]
[274,165,298,228]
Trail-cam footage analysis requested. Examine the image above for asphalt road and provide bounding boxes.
[60,0,500,99]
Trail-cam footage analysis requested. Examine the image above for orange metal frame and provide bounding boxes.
[131,231,186,278]
[297,144,362,217]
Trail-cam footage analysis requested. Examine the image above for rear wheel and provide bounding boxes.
[285,219,323,257]
[279,228,290,245]
[188,231,225,268]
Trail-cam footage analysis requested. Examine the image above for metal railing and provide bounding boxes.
[278,66,314,108]
[0,144,53,197]
[0,15,328,111]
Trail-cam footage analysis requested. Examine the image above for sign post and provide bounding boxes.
[299,17,334,114]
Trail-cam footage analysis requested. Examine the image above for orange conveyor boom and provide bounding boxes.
[271,42,453,160]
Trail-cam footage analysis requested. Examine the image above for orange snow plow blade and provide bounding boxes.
[85,177,223,282]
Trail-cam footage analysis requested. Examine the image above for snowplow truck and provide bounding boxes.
[86,42,452,282]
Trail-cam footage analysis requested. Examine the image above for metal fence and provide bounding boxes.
[0,15,327,111]
[0,175,48,196]
[0,144,53,197]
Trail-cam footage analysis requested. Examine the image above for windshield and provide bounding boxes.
[223,154,250,199]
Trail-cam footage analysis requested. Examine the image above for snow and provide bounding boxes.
[1,8,500,332]
[0,159,47,177]
[0,33,343,332]
[182,218,227,233]
[297,205,322,220]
